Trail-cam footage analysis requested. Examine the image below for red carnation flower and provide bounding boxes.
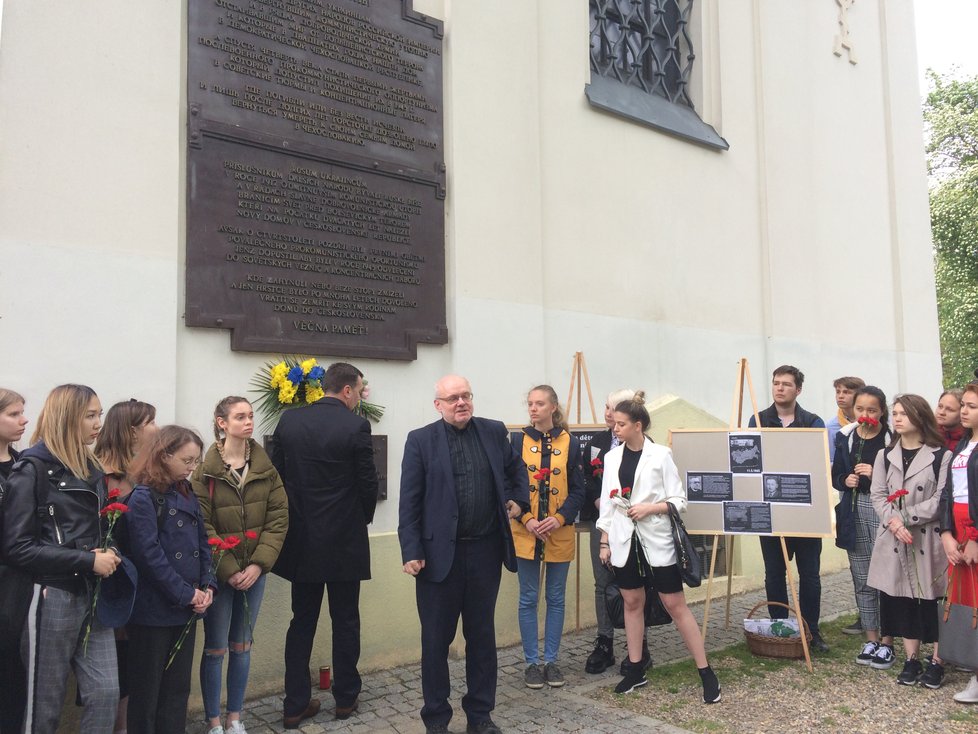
[99,502,129,516]
[222,535,242,550]
[245,530,258,541]
[857,416,880,427]
[208,537,223,547]
[590,458,602,467]
[107,488,121,500]
[966,526,978,542]
[621,486,632,499]
[609,489,618,499]
[532,468,551,481]
[886,489,909,504]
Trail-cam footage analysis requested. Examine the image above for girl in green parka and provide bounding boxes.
[192,396,288,734]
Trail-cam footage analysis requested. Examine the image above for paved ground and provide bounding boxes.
[187,570,856,733]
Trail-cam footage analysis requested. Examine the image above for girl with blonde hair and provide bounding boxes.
[512,385,585,689]
[3,384,121,734]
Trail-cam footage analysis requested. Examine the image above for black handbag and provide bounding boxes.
[604,581,672,629]
[834,490,857,551]
[937,565,978,670]
[667,503,702,588]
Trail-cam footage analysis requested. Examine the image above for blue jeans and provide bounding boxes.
[200,574,266,719]
[516,559,570,665]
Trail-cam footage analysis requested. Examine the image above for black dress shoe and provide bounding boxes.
[810,634,830,653]
[467,720,503,734]
[283,698,321,729]
[335,698,359,720]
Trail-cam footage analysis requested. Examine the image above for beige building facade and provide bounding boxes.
[0,0,939,705]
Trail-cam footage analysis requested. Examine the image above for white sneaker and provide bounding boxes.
[206,727,224,734]
[226,723,247,734]
[954,675,978,704]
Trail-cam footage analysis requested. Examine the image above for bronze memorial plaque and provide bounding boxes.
[186,0,446,359]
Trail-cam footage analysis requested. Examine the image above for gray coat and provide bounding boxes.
[867,443,951,600]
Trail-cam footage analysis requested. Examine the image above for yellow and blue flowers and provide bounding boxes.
[252,356,329,429]
[251,357,384,429]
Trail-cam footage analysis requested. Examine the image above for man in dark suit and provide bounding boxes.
[398,375,530,734]
[271,362,378,728]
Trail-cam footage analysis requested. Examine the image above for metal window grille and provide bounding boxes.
[589,0,696,109]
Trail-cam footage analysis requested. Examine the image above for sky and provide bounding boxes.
[914,0,978,91]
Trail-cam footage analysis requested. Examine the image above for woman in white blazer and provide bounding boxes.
[596,394,720,703]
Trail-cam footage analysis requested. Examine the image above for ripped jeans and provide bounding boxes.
[199,574,267,720]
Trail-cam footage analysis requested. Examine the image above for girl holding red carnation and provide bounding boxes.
[2,384,121,734]
[124,425,214,734]
[866,394,951,689]
[510,385,585,690]
[94,398,157,733]
[191,396,288,734]
[596,393,720,703]
[830,386,893,667]
[95,399,158,497]
[939,379,978,703]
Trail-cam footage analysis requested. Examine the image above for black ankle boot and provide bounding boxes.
[619,640,651,675]
[585,635,615,674]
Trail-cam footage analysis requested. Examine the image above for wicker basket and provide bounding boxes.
[743,601,812,660]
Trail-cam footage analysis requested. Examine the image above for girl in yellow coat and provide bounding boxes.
[511,385,585,689]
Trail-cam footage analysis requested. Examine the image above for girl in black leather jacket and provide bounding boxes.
[0,387,28,734]
[1,384,122,734]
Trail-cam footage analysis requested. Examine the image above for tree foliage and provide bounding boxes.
[924,71,978,388]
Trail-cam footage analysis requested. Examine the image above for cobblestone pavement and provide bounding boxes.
[187,570,856,733]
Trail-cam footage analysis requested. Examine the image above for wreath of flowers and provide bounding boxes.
[250,356,384,429]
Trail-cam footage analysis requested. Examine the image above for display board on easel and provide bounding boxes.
[667,358,829,672]
[669,428,833,537]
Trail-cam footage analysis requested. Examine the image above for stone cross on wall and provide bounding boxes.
[833,0,858,65]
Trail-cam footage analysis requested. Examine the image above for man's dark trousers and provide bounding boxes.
[416,537,502,729]
[284,581,362,715]
[759,536,822,635]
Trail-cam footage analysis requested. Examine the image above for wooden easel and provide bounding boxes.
[698,358,813,672]
[565,351,598,426]
[565,352,599,630]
